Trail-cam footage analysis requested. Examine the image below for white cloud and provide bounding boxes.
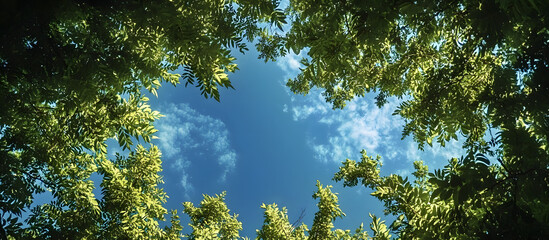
[290,93,330,121]
[274,49,468,179]
[173,157,193,199]
[286,89,403,164]
[275,52,402,163]
[302,93,464,167]
[404,137,464,169]
[275,52,464,169]
[156,103,237,198]
[394,169,411,178]
[405,141,422,163]
[276,52,303,80]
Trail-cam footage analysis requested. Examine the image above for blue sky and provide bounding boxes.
[145,48,466,237]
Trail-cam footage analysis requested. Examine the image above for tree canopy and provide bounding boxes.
[0,0,284,238]
[2,0,549,239]
[266,0,549,151]
[263,0,549,238]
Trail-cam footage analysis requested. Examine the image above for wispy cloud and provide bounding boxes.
[294,92,403,164]
[276,54,465,170]
[276,51,303,80]
[156,103,237,198]
[404,138,464,169]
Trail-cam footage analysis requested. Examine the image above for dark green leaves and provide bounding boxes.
[259,0,549,151]
[0,0,284,238]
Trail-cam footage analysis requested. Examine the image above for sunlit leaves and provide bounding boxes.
[369,214,391,240]
[253,1,549,238]
[309,181,345,240]
[262,0,549,151]
[183,192,242,240]
[333,150,382,189]
[99,145,167,239]
[255,181,372,240]
[256,203,307,240]
[3,0,549,239]
[0,0,284,238]
[333,145,549,238]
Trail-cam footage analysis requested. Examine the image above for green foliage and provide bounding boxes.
[256,181,373,240]
[183,192,242,240]
[263,0,549,152]
[309,181,345,239]
[99,145,167,239]
[3,0,549,239]
[166,210,185,239]
[0,0,283,238]
[368,214,390,240]
[256,203,307,240]
[333,148,549,239]
[256,0,549,239]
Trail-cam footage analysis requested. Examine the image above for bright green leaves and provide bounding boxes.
[332,223,370,240]
[333,151,452,238]
[334,147,549,238]
[3,0,548,239]
[183,191,242,240]
[258,0,549,151]
[333,150,382,189]
[163,0,286,101]
[1,0,288,237]
[99,145,167,239]
[256,181,371,240]
[256,31,288,63]
[165,210,184,239]
[182,184,373,240]
[115,94,162,151]
[255,1,549,236]
[309,181,345,240]
[368,214,390,240]
[412,161,429,186]
[394,50,499,150]
[256,203,307,240]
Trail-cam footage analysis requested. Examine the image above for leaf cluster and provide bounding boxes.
[0,0,284,238]
[262,0,549,151]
